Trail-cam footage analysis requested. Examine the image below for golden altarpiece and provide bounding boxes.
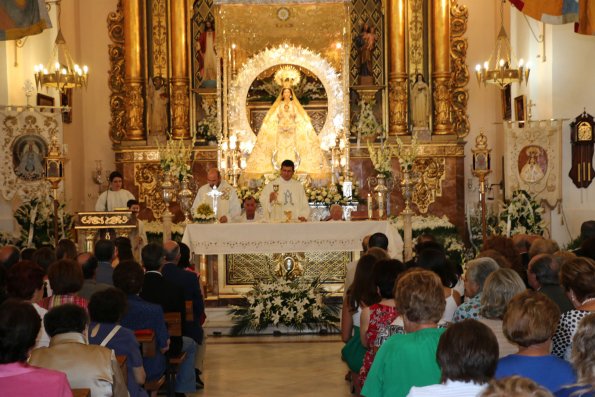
[106,0,469,297]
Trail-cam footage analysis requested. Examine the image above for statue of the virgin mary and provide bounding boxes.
[243,67,330,181]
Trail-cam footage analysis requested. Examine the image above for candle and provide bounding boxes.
[378,192,384,219]
[367,193,373,219]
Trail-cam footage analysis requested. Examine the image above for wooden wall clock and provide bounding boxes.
[569,110,595,188]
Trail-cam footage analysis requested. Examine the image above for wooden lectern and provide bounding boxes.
[74,211,137,252]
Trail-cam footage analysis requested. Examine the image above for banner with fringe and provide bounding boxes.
[0,0,52,41]
[504,120,563,207]
[0,106,63,201]
[510,0,595,36]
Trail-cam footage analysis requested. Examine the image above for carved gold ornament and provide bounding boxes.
[412,157,446,214]
[450,1,470,139]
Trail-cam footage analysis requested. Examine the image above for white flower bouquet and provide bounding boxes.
[495,189,547,236]
[157,132,193,182]
[228,278,339,335]
[367,140,396,176]
[144,221,185,244]
[193,203,216,223]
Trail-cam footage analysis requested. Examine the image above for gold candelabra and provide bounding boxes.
[219,131,247,187]
[471,130,492,243]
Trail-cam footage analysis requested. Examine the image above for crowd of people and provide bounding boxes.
[0,238,206,397]
[342,221,595,397]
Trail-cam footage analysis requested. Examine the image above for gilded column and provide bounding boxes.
[388,0,408,136]
[123,0,144,140]
[170,0,190,140]
[431,0,453,135]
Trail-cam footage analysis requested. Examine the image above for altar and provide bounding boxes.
[182,220,403,298]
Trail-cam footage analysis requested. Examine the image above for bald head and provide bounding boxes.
[328,204,343,221]
[163,240,180,263]
[0,245,20,269]
[207,169,221,188]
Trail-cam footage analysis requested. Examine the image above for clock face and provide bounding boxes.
[277,7,290,21]
[578,122,593,141]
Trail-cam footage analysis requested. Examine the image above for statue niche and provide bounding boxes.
[243,65,331,181]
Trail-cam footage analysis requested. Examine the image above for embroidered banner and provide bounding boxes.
[504,120,563,207]
[0,106,63,201]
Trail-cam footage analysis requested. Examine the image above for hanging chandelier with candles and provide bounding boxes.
[34,0,88,93]
[475,0,529,89]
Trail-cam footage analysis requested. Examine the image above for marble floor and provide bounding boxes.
[187,334,353,397]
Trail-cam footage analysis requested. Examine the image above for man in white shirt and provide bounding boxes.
[233,196,262,223]
[95,171,135,211]
[191,169,241,223]
[127,199,148,261]
[260,160,310,222]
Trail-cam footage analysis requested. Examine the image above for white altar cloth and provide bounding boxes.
[182,220,403,260]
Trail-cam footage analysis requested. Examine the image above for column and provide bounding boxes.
[170,0,190,139]
[123,0,144,140]
[431,0,453,135]
[387,0,408,136]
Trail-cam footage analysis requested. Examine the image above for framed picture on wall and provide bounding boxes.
[60,89,73,124]
[501,85,512,120]
[515,95,527,127]
[36,93,54,107]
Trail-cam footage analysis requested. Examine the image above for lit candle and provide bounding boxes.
[378,192,384,219]
[367,193,373,219]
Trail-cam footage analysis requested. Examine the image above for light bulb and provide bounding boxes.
[483,61,489,69]
[475,64,481,72]
[54,62,60,71]
[518,59,524,67]
[83,65,88,73]
[499,59,505,67]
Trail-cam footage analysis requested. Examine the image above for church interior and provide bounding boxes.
[2,1,595,397]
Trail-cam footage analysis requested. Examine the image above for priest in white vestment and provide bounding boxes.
[261,160,310,222]
[191,168,241,223]
[94,171,136,211]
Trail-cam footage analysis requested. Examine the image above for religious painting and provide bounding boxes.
[501,85,512,121]
[36,93,54,107]
[517,145,548,184]
[60,89,73,124]
[515,95,526,126]
[11,134,48,181]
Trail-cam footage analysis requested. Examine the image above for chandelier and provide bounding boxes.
[34,1,88,92]
[475,0,529,89]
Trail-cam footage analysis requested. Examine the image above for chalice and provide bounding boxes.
[284,210,293,223]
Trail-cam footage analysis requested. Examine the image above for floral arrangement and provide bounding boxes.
[236,185,262,203]
[495,189,546,236]
[14,192,74,248]
[157,133,193,182]
[196,106,220,141]
[367,140,396,176]
[193,203,216,223]
[393,135,419,172]
[144,221,185,244]
[228,278,340,335]
[352,99,382,139]
[305,184,358,206]
[392,215,470,266]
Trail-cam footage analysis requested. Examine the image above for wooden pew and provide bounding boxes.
[134,329,156,357]
[163,312,187,397]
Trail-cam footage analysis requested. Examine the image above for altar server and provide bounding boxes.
[191,168,241,223]
[95,171,135,211]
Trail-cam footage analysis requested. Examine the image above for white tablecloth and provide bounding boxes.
[182,220,403,260]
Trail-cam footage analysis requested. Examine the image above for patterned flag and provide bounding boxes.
[0,0,52,41]
[509,0,578,24]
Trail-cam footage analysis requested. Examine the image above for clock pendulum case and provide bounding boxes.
[569,110,595,188]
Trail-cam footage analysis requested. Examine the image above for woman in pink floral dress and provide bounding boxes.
[359,259,405,388]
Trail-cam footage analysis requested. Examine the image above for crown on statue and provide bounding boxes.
[274,65,301,88]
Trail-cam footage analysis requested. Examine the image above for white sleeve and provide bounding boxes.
[228,188,242,218]
[95,191,108,211]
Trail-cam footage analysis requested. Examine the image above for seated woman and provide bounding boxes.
[481,376,554,397]
[37,259,88,310]
[453,257,499,322]
[359,259,404,387]
[552,257,595,361]
[478,268,526,357]
[407,319,499,396]
[0,300,71,397]
[342,254,382,394]
[113,260,169,384]
[361,269,446,397]
[6,261,50,347]
[496,291,575,392]
[555,313,595,397]
[88,288,148,397]
[415,248,462,324]
[29,304,127,397]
